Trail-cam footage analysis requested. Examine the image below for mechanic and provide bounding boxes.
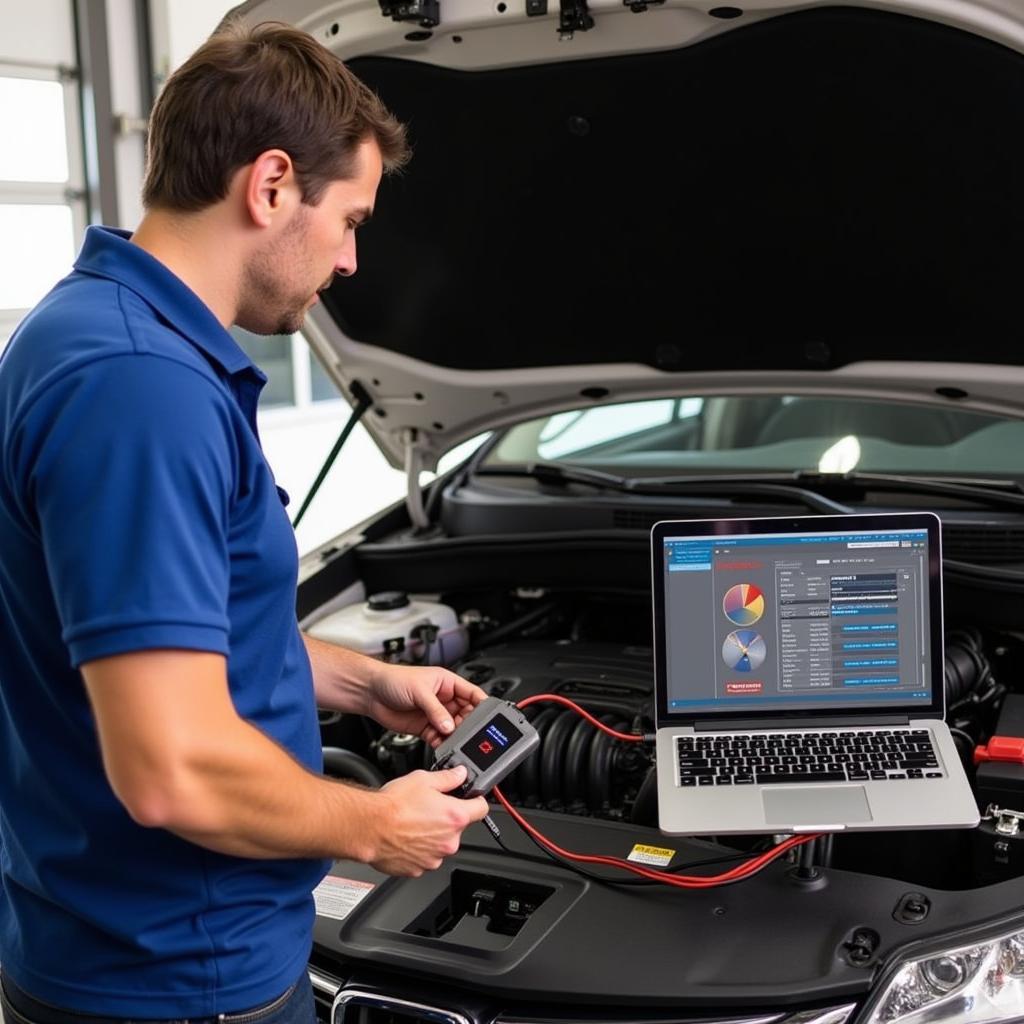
[0,20,489,1024]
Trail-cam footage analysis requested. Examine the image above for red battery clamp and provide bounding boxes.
[975,736,1024,765]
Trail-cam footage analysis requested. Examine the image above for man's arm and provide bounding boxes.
[304,633,485,745]
[81,649,488,873]
[303,633,380,717]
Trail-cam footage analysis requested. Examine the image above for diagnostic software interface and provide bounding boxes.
[663,528,933,714]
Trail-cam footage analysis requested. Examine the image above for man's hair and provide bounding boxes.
[142,21,410,211]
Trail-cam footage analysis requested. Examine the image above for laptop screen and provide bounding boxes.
[652,513,944,724]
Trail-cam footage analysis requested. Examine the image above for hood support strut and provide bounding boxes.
[292,381,373,530]
[403,428,431,531]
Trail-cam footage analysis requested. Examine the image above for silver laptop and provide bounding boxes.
[652,512,979,835]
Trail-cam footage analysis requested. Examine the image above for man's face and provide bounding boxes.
[239,138,384,336]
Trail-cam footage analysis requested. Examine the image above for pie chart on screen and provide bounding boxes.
[722,630,767,673]
[723,583,765,626]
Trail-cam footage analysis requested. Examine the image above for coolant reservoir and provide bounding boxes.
[308,591,467,666]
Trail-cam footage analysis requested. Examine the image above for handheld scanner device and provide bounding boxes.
[432,697,540,797]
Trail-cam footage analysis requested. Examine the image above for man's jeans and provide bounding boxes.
[0,971,316,1024]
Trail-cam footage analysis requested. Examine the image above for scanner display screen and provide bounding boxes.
[462,713,524,771]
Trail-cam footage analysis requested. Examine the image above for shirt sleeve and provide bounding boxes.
[14,354,236,667]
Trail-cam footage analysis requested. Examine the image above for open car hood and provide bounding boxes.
[231,0,1024,469]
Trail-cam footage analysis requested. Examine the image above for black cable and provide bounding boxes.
[292,381,372,528]
[950,726,976,749]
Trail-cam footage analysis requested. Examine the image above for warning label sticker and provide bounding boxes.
[313,875,375,921]
[627,843,675,867]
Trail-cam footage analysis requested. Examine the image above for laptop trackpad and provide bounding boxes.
[762,786,872,826]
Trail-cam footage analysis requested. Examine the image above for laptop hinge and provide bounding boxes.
[692,714,911,732]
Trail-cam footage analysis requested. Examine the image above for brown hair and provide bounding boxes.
[142,21,410,211]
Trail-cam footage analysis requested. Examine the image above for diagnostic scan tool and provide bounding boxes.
[432,697,540,797]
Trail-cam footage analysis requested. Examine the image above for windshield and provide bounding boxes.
[487,395,1024,477]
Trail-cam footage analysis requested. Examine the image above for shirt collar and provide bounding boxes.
[74,225,265,381]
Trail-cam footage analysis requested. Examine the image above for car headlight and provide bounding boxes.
[862,924,1024,1024]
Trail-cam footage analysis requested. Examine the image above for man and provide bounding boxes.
[0,20,489,1024]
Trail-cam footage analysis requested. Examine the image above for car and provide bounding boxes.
[231,1,1024,1022]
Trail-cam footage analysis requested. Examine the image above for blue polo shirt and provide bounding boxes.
[0,227,328,1017]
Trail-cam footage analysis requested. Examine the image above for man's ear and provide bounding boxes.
[244,149,298,229]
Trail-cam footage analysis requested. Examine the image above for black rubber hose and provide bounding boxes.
[945,639,985,706]
[321,747,386,788]
[630,766,658,826]
[475,602,559,648]
[540,710,577,809]
[586,715,620,814]
[515,707,560,806]
[562,716,596,808]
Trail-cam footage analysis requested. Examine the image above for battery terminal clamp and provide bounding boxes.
[974,737,1024,765]
[982,804,1024,836]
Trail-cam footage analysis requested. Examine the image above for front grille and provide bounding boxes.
[320,985,858,1024]
[309,967,343,1024]
[331,989,473,1024]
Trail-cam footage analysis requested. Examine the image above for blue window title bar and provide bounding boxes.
[665,531,927,552]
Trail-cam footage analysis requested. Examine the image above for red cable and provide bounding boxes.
[500,693,822,888]
[515,693,646,742]
[492,787,817,887]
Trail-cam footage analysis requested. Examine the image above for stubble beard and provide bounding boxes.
[238,209,317,336]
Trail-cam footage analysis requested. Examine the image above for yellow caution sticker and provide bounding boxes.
[627,843,675,867]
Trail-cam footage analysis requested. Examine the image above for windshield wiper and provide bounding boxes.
[475,463,854,515]
[791,471,1024,513]
[478,463,1024,515]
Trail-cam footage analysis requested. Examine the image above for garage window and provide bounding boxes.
[0,41,87,353]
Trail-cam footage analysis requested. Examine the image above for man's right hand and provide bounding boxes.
[370,766,489,876]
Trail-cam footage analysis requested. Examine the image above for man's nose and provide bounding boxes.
[334,232,357,277]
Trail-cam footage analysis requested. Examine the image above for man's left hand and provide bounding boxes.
[366,663,487,746]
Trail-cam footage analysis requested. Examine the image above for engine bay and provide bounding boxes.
[311,583,1024,892]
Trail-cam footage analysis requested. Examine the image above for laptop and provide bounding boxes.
[652,511,980,835]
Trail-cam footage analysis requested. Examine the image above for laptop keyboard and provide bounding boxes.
[677,729,943,786]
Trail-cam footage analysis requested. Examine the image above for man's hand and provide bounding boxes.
[365,662,487,746]
[369,765,489,875]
